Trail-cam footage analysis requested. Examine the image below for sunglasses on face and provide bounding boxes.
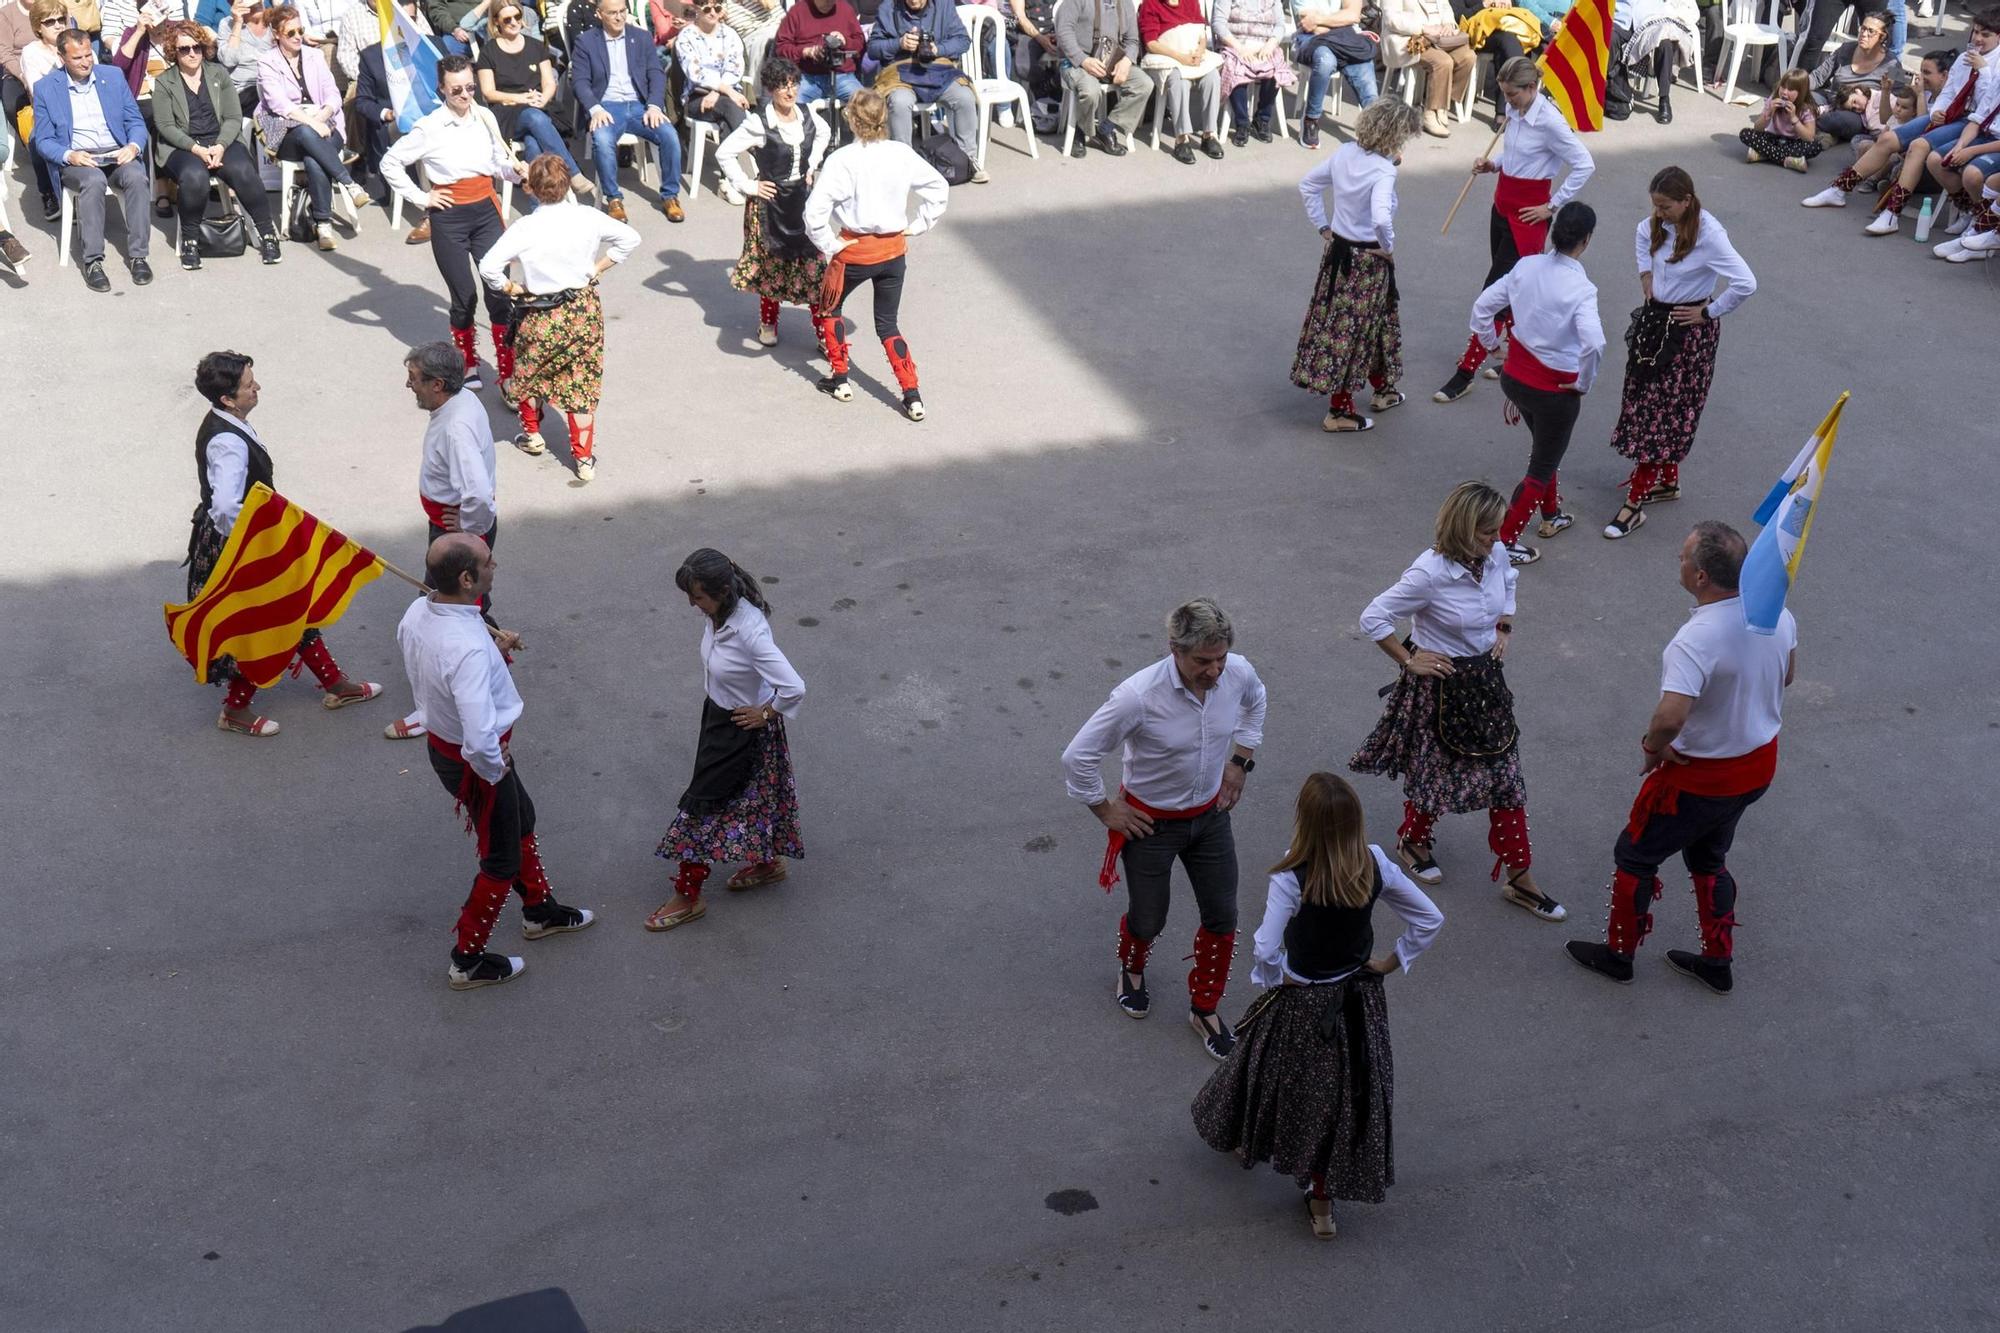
[40,16,63,25]
[281,26,301,35]
[175,42,201,51]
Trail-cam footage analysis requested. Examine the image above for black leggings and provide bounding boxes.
[1483,200,1523,289]
[834,254,906,339]
[276,123,354,222]
[166,142,275,236]
[430,199,514,330]
[1500,373,1582,482]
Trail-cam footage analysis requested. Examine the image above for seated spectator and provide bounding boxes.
[1214,0,1294,144]
[215,0,273,114]
[104,0,197,94]
[478,0,588,207]
[1054,0,1149,156]
[1809,11,1904,143]
[1139,0,1224,162]
[722,0,782,94]
[426,0,481,55]
[7,0,71,220]
[868,0,981,173]
[1450,0,1532,112]
[1294,0,1379,148]
[150,18,283,266]
[1923,90,2000,234]
[1795,0,1891,83]
[1740,67,1821,168]
[1383,0,1472,138]
[1604,0,1696,124]
[775,0,864,110]
[31,28,152,289]
[680,0,751,144]
[354,0,433,223]
[256,3,371,249]
[573,0,685,222]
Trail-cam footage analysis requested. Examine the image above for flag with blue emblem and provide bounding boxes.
[378,0,443,133]
[1742,391,1846,635]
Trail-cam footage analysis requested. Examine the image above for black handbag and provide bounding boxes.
[198,212,248,258]
[285,185,316,243]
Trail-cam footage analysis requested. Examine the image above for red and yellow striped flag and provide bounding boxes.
[1540,0,1614,131]
[164,484,385,686]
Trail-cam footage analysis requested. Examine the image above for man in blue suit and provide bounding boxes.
[570,0,683,223]
[33,29,152,290]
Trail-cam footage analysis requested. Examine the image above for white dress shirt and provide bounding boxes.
[1360,543,1516,657]
[803,139,949,258]
[381,105,521,208]
[1061,654,1268,808]
[202,409,263,535]
[1636,209,1756,321]
[701,601,807,715]
[1299,140,1398,251]
[420,388,498,536]
[477,200,640,293]
[397,596,523,783]
[717,104,831,196]
[65,76,119,154]
[1250,846,1443,986]
[1471,251,1606,393]
[1497,93,1594,209]
[1661,598,1796,759]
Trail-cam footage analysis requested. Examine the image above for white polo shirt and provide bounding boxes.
[1660,598,1796,759]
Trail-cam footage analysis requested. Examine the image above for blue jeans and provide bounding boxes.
[587,100,682,201]
[438,32,472,56]
[798,69,864,105]
[1301,41,1377,119]
[1897,116,1965,155]
[515,105,581,209]
[1885,0,1906,57]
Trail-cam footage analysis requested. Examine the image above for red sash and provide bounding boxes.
[1493,172,1553,260]
[1099,787,1221,890]
[1503,337,1578,393]
[428,728,512,857]
[1625,738,1778,840]
[420,494,455,530]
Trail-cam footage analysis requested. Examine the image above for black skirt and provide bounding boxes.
[677,697,764,817]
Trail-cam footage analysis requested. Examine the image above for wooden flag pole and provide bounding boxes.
[1442,128,1504,236]
[378,557,427,591]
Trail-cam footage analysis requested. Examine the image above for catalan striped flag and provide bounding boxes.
[377,0,443,133]
[1539,0,1615,131]
[165,484,385,686]
[1742,392,1847,636]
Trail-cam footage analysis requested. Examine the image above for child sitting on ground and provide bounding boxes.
[1742,68,1822,170]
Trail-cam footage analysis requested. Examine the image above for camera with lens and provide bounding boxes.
[914,32,937,60]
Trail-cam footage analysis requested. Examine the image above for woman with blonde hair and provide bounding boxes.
[1291,97,1421,434]
[1349,481,1566,922]
[803,87,949,421]
[1191,771,1442,1240]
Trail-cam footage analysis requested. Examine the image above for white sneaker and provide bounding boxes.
[1801,185,1847,208]
[1946,212,1972,235]
[1946,245,1990,262]
[1783,156,1808,173]
[997,107,1016,129]
[315,222,336,251]
[1863,209,1900,235]
[1745,146,1762,163]
[1961,227,2000,251]
[757,322,778,347]
[1934,236,1967,258]
[342,182,370,225]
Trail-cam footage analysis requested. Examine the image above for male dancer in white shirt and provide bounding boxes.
[1567,522,1796,994]
[400,532,593,990]
[1062,598,1268,1060]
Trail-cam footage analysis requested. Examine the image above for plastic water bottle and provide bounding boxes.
[1914,196,1935,243]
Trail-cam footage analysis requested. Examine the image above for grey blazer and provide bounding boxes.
[150,59,246,168]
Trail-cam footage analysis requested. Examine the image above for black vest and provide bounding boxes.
[1283,860,1385,982]
[195,410,273,519]
[752,104,818,186]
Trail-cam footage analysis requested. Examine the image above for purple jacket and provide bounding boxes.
[254,44,343,149]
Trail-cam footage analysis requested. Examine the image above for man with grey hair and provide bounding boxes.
[387,341,506,741]
[1062,597,1268,1060]
[1567,521,1797,995]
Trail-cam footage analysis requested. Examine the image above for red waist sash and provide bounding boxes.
[421,494,454,530]
[1099,786,1221,891]
[1503,337,1578,393]
[1493,172,1553,260]
[1625,738,1778,839]
[428,727,512,857]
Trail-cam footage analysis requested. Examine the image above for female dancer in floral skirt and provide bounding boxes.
[1191,772,1441,1240]
[718,56,833,348]
[648,548,807,931]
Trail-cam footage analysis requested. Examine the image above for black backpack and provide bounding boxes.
[284,184,316,243]
[914,132,974,186]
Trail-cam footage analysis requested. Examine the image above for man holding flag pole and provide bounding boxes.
[1433,0,1607,406]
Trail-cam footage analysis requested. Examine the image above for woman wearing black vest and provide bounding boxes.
[716,56,833,348]
[1191,772,1441,1240]
[186,350,382,737]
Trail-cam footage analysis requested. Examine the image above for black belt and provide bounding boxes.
[513,286,584,311]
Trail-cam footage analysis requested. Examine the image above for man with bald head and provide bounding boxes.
[398,533,593,991]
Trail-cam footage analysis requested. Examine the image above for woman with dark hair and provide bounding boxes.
[1470,200,1604,567]
[718,55,833,349]
[1807,11,1904,144]
[478,153,640,483]
[1349,481,1566,922]
[1603,166,1755,540]
[151,18,284,270]
[1191,771,1442,1240]
[648,549,807,932]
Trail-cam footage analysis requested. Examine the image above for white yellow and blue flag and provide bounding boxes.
[378,0,443,133]
[1742,391,1846,635]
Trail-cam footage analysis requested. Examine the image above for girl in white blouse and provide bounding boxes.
[649,548,807,931]
[1191,772,1442,1240]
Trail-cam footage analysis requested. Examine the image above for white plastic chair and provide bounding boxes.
[682,115,727,212]
[1217,75,1294,138]
[57,156,155,268]
[959,4,1038,166]
[277,159,369,235]
[1051,0,1138,155]
[1716,0,1789,105]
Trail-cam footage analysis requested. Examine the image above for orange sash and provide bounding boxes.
[436,176,499,213]
[818,229,908,311]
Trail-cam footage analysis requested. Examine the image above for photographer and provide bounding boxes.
[775,0,863,108]
[867,0,980,177]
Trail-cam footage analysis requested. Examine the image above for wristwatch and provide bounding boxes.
[1229,754,1255,773]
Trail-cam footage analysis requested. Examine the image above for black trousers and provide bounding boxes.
[428,745,535,880]
[834,254,907,339]
[689,95,748,135]
[1614,785,1767,880]
[431,199,514,330]
[1119,807,1238,941]
[166,142,275,236]
[1482,201,1523,289]
[1500,373,1582,483]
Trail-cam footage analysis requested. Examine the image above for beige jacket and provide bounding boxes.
[1382,0,1455,67]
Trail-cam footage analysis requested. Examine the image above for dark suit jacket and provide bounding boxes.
[570,22,664,114]
[355,42,391,127]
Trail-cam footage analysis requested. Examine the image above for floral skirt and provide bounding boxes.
[656,717,805,865]
[1190,976,1394,1202]
[728,199,827,308]
[505,285,605,413]
[1349,666,1525,814]
[1610,314,1721,466]
[1291,244,1401,397]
